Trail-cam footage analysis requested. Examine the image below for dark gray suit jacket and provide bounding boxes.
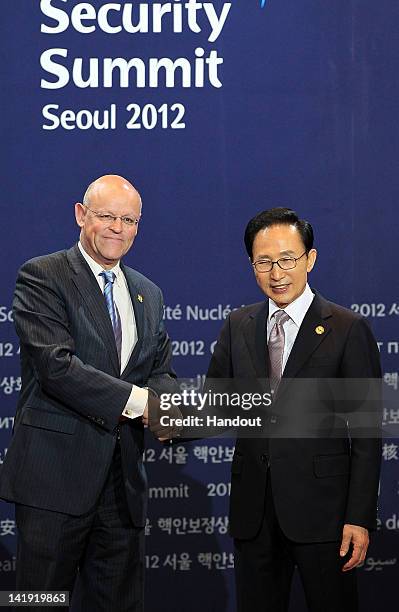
[207,292,382,542]
[0,245,177,526]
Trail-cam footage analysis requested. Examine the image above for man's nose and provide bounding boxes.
[270,262,285,280]
[109,217,123,232]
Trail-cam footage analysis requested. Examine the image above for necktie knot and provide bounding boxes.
[100,270,115,286]
[273,309,290,326]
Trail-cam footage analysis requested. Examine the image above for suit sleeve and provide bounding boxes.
[146,289,178,396]
[13,259,132,432]
[206,315,234,379]
[340,317,382,529]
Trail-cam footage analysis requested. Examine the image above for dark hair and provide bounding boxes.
[244,207,314,259]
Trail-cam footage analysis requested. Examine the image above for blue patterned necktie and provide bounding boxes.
[100,270,122,366]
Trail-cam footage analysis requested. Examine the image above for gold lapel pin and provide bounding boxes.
[137,294,143,303]
[315,325,325,335]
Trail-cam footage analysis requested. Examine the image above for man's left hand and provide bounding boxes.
[340,523,369,571]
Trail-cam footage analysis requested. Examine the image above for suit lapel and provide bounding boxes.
[275,292,332,401]
[243,302,270,382]
[66,245,120,375]
[120,265,145,379]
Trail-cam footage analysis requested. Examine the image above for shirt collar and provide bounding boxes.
[78,241,122,286]
[268,283,314,328]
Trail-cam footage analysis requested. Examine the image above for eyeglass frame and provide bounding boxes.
[252,251,307,273]
[83,203,140,227]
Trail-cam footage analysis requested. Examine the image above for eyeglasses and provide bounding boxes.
[83,204,140,227]
[252,251,307,273]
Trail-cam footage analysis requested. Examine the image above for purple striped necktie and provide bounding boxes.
[268,310,290,394]
[100,270,122,367]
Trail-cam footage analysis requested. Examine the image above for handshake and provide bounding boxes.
[142,392,183,441]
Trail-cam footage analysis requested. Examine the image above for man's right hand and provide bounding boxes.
[143,393,183,441]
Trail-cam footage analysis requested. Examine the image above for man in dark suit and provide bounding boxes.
[0,175,178,611]
[206,208,381,612]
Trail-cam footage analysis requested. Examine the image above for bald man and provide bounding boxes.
[0,175,178,611]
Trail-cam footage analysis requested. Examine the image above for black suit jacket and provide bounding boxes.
[0,245,177,526]
[206,292,382,542]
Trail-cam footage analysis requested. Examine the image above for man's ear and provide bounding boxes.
[75,202,85,228]
[307,249,317,272]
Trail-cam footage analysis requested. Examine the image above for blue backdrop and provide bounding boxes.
[0,1,398,610]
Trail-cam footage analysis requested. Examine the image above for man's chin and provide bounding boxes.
[97,250,124,266]
[267,288,291,307]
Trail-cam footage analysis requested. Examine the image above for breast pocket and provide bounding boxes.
[308,356,336,367]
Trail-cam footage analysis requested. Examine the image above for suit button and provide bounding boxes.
[270,415,277,424]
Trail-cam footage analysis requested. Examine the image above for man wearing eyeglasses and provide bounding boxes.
[0,175,179,611]
[207,208,381,612]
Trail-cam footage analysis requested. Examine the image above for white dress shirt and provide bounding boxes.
[78,242,147,418]
[267,283,315,372]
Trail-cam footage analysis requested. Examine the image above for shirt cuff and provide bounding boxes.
[122,385,148,419]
